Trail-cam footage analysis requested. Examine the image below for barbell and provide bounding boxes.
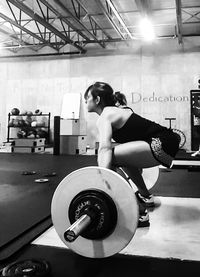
[51,166,159,258]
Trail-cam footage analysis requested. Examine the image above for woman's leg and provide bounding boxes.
[112,141,160,197]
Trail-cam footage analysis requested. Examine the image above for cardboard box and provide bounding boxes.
[11,146,45,153]
[60,135,87,155]
[60,119,87,135]
[13,138,46,147]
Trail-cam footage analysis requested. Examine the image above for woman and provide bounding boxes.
[84,82,180,227]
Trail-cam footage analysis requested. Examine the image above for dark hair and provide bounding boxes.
[114,91,127,106]
[84,82,116,107]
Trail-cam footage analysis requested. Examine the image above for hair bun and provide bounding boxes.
[114,91,127,106]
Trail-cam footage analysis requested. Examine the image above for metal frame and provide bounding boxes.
[0,0,200,55]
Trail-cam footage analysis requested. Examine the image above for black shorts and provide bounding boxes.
[148,130,180,168]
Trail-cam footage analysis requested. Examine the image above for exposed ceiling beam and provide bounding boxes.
[0,26,36,51]
[53,0,106,48]
[182,9,200,23]
[175,0,183,44]
[105,0,135,39]
[183,21,200,25]
[95,0,125,39]
[96,0,135,40]
[0,12,58,51]
[0,51,81,59]
[38,0,90,42]
[75,0,112,40]
[7,0,86,53]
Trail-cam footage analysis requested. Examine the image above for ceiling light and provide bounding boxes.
[139,17,155,41]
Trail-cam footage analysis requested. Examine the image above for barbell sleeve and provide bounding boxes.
[64,214,92,242]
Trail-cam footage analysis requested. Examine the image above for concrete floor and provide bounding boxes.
[32,196,200,261]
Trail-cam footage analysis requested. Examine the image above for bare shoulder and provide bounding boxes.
[98,107,132,129]
[101,106,118,119]
[96,107,116,126]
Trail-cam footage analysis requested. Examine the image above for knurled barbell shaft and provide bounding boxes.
[64,214,92,242]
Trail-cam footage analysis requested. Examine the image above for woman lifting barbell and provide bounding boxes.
[84,82,180,227]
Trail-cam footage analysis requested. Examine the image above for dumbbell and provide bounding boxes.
[51,166,159,258]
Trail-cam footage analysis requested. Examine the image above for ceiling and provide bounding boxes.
[0,0,200,57]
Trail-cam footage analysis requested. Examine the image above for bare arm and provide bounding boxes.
[97,114,113,169]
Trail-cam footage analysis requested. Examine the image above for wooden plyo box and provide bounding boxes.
[11,146,45,153]
[60,135,87,155]
[13,138,46,147]
[60,119,87,136]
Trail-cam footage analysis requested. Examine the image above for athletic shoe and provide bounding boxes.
[135,191,155,207]
[138,210,150,228]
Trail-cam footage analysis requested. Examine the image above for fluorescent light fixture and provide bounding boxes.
[139,17,155,41]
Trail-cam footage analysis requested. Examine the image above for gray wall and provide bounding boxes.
[0,37,200,149]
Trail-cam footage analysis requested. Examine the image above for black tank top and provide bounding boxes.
[112,112,169,143]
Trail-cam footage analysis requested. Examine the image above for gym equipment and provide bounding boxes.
[1,259,50,277]
[165,117,186,149]
[193,106,200,117]
[13,119,20,127]
[191,147,200,157]
[35,179,49,183]
[51,166,139,258]
[25,115,32,126]
[43,172,57,177]
[8,119,14,127]
[31,121,37,127]
[18,119,25,127]
[36,122,46,127]
[20,110,27,116]
[37,129,48,139]
[17,130,26,138]
[11,108,20,115]
[53,116,60,155]
[22,171,36,175]
[35,109,42,115]
[26,111,33,116]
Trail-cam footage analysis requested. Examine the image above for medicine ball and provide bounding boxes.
[11,108,20,115]
[13,119,20,127]
[26,111,33,116]
[17,130,26,138]
[31,121,37,127]
[193,106,200,118]
[18,119,25,127]
[35,109,42,115]
[37,129,48,139]
[20,110,27,116]
[25,116,32,126]
[8,119,14,127]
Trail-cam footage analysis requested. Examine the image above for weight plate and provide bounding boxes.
[51,166,138,258]
[2,259,50,277]
[68,189,118,240]
[22,171,36,175]
[34,178,49,183]
[43,172,57,177]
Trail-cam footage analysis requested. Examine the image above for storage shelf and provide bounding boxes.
[7,112,51,144]
[9,113,50,117]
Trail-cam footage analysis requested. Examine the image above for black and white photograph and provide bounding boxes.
[0,0,200,276]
